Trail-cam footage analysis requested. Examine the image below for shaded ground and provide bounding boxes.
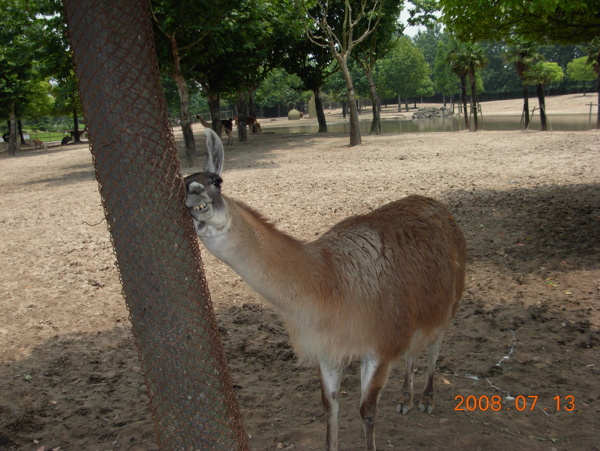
[0,119,598,450]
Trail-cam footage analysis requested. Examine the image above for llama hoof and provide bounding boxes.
[418,401,434,414]
[396,403,412,415]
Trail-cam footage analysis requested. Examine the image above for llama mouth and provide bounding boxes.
[192,203,207,211]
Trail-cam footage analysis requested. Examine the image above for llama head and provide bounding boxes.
[184,129,229,237]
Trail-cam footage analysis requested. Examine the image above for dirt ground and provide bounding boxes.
[0,94,599,450]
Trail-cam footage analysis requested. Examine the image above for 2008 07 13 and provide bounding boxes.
[454,395,576,412]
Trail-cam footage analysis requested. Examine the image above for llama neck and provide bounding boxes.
[200,197,323,314]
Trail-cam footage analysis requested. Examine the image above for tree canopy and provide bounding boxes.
[440,0,600,45]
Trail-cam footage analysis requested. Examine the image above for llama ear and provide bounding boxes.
[204,128,224,175]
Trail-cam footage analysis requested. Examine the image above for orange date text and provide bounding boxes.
[454,395,575,412]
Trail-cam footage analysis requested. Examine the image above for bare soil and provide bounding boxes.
[1,95,599,450]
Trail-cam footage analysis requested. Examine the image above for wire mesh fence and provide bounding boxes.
[62,0,248,448]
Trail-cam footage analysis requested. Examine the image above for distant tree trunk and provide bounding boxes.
[365,68,381,135]
[397,95,401,112]
[236,91,248,142]
[169,35,196,166]
[460,74,470,130]
[522,85,530,128]
[207,93,223,136]
[597,86,600,129]
[18,119,26,144]
[342,101,347,119]
[469,72,479,131]
[72,107,84,142]
[8,102,18,156]
[247,90,257,118]
[313,88,327,133]
[536,83,548,131]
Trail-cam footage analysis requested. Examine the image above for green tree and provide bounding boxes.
[377,37,431,112]
[151,0,242,165]
[582,38,600,128]
[353,0,404,134]
[0,1,44,154]
[440,0,600,45]
[301,0,386,146]
[504,41,542,128]
[446,40,486,131]
[524,61,564,131]
[566,56,597,94]
[432,40,459,106]
[254,68,311,114]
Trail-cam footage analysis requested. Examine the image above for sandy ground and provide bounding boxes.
[0,94,599,450]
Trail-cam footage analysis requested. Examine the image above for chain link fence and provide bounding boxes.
[63,0,248,448]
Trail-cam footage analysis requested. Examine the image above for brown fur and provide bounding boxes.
[32,139,46,150]
[195,115,234,145]
[233,115,261,134]
[219,194,465,366]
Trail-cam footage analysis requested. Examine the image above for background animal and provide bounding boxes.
[184,129,466,451]
[233,115,261,134]
[195,114,234,145]
[32,139,47,150]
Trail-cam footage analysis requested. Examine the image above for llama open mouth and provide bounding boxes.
[192,203,207,211]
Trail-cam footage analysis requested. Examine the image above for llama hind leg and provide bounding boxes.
[396,352,416,415]
[419,332,444,414]
[319,360,344,451]
[360,354,391,451]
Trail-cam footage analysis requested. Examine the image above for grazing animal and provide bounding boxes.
[233,115,261,134]
[185,129,466,451]
[2,133,9,142]
[61,136,72,146]
[196,114,234,145]
[32,139,47,150]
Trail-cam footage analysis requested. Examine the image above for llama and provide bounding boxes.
[233,115,261,134]
[185,129,466,451]
[196,114,234,145]
[32,139,47,150]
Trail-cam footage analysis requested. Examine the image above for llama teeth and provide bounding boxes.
[193,203,206,211]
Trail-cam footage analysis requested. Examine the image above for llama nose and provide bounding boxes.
[187,182,205,196]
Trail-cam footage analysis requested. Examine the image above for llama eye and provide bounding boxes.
[212,177,223,188]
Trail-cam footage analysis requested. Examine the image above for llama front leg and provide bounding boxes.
[360,354,391,451]
[319,360,344,451]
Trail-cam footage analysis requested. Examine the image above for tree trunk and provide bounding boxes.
[596,59,600,128]
[169,35,196,167]
[536,83,548,131]
[338,57,361,146]
[460,74,470,130]
[469,73,479,131]
[522,84,530,129]
[207,93,223,136]
[397,95,401,113]
[72,106,84,142]
[236,91,248,142]
[8,102,18,156]
[366,68,381,135]
[18,119,26,144]
[313,88,328,133]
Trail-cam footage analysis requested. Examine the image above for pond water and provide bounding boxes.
[265,114,595,135]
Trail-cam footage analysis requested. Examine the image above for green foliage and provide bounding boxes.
[432,41,459,96]
[440,0,600,44]
[524,61,565,86]
[376,36,432,99]
[566,56,597,83]
[254,68,311,108]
